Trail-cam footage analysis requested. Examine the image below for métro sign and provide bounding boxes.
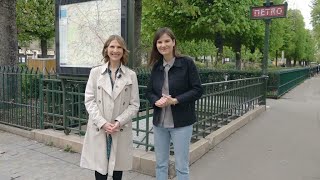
[250,3,288,20]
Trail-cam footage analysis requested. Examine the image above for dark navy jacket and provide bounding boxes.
[146,56,203,128]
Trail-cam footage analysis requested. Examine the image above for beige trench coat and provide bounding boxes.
[80,63,140,178]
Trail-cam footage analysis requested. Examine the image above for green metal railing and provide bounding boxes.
[132,98,153,151]
[267,67,311,98]
[121,77,267,151]
[0,66,42,130]
[134,67,262,86]
[40,77,88,135]
[37,75,267,151]
[2,65,318,151]
[192,77,266,140]
[310,66,320,76]
[40,75,154,150]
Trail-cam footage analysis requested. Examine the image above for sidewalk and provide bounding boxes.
[189,76,320,180]
[1,76,320,180]
[0,130,155,180]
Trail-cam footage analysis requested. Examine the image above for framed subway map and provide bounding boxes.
[55,0,128,75]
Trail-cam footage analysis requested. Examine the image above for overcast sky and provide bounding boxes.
[286,0,313,29]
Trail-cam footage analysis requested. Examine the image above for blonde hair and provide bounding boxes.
[102,35,129,64]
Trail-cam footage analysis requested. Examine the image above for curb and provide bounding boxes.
[0,105,265,178]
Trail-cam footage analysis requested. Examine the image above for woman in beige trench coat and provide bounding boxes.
[80,35,140,180]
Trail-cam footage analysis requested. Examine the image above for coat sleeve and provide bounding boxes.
[146,66,160,106]
[175,59,203,103]
[84,68,108,129]
[115,71,140,126]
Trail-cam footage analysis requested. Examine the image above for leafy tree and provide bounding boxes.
[142,0,314,69]
[282,10,306,66]
[222,46,235,60]
[16,0,54,58]
[0,0,18,66]
[224,1,263,70]
[241,45,263,69]
[143,0,281,70]
[179,40,217,65]
[301,30,316,65]
[311,0,320,40]
[269,18,286,60]
[311,0,320,61]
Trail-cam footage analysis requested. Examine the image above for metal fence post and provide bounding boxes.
[262,75,268,105]
[39,73,44,129]
[61,78,70,135]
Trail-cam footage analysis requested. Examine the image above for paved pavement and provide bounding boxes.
[0,130,155,180]
[189,76,320,180]
[1,76,320,180]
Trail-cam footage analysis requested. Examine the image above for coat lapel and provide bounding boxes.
[112,75,127,100]
[97,63,113,98]
[112,65,131,100]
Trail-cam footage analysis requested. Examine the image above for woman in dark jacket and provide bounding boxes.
[146,27,203,180]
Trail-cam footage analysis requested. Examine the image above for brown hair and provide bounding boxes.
[102,35,129,65]
[148,27,181,66]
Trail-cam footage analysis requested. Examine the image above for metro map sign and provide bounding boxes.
[250,3,288,19]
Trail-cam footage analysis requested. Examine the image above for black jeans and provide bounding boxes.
[95,171,123,180]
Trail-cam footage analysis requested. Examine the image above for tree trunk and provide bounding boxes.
[275,50,278,67]
[133,0,142,68]
[211,55,214,66]
[40,39,48,58]
[286,58,291,67]
[0,0,18,102]
[234,39,241,70]
[0,0,18,66]
[214,33,223,66]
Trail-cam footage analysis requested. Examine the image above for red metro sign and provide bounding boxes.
[250,3,288,19]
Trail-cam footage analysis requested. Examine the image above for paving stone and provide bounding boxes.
[0,175,10,180]
[0,131,157,180]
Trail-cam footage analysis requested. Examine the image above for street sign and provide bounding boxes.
[250,3,288,20]
[250,1,288,76]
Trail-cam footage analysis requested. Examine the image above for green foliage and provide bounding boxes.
[141,0,315,67]
[142,0,261,39]
[302,30,316,62]
[281,9,309,63]
[179,40,216,58]
[311,0,320,62]
[311,0,320,41]
[46,141,54,146]
[222,46,235,60]
[268,0,288,58]
[194,61,206,68]
[16,0,55,45]
[269,18,286,58]
[241,45,262,63]
[64,145,75,153]
[17,64,42,99]
[215,62,236,70]
[21,72,41,99]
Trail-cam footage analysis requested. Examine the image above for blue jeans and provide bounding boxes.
[153,125,193,180]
